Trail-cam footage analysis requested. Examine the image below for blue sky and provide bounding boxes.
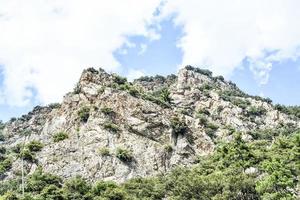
[1,1,300,122]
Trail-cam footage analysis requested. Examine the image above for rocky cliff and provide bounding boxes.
[1,66,299,183]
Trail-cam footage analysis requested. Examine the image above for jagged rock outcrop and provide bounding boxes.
[1,66,299,183]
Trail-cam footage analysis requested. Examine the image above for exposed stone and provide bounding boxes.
[1,66,299,183]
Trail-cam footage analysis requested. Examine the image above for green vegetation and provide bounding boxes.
[219,89,246,102]
[205,122,219,139]
[73,83,81,94]
[170,116,187,135]
[164,144,173,153]
[26,141,44,152]
[1,129,299,199]
[231,98,251,109]
[53,132,68,142]
[151,87,172,103]
[113,74,127,85]
[185,65,213,77]
[247,106,267,116]
[98,147,110,156]
[0,157,12,176]
[197,113,208,125]
[97,87,105,94]
[117,82,140,97]
[0,120,5,129]
[48,103,61,109]
[116,147,133,162]
[135,75,167,83]
[196,113,219,139]
[19,149,36,162]
[0,121,4,142]
[275,104,300,118]
[198,83,213,91]
[100,107,114,115]
[0,134,4,142]
[219,87,273,105]
[16,141,44,163]
[197,108,210,116]
[214,75,225,82]
[77,106,90,122]
[103,122,120,132]
[128,87,139,97]
[142,93,171,108]
[198,83,215,97]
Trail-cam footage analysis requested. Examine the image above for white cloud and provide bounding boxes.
[0,0,162,106]
[2,0,300,107]
[127,69,145,81]
[160,0,300,83]
[138,44,148,55]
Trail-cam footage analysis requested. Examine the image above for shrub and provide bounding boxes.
[196,114,208,126]
[215,75,225,82]
[232,98,251,109]
[117,82,140,97]
[135,76,154,82]
[1,123,299,200]
[247,106,267,116]
[48,103,61,109]
[0,157,12,176]
[159,88,171,103]
[91,181,118,196]
[142,94,171,108]
[97,187,127,200]
[98,147,110,156]
[100,107,114,115]
[26,140,44,152]
[113,74,127,85]
[164,144,173,153]
[103,122,119,132]
[1,191,18,200]
[0,133,4,142]
[185,65,213,77]
[198,83,213,91]
[0,147,6,155]
[26,168,62,192]
[39,184,64,200]
[123,178,165,200]
[53,132,68,142]
[62,176,91,199]
[19,149,36,162]
[219,89,247,101]
[116,148,133,162]
[0,178,20,196]
[275,104,300,118]
[170,117,187,135]
[73,84,81,94]
[9,117,17,122]
[217,105,224,113]
[97,87,105,94]
[197,108,210,116]
[128,87,140,97]
[15,141,43,163]
[117,83,130,91]
[78,106,90,122]
[205,123,219,139]
[0,121,5,129]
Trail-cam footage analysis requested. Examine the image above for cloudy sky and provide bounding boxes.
[1,0,300,121]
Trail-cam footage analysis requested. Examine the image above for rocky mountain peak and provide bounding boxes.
[0,66,299,186]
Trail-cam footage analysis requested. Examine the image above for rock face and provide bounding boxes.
[1,66,299,183]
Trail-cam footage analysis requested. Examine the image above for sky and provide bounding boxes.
[1,0,300,122]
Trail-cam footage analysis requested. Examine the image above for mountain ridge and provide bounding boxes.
[0,65,299,199]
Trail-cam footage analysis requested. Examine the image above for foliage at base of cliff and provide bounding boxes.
[1,128,299,200]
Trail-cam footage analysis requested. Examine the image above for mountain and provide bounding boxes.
[0,66,299,199]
